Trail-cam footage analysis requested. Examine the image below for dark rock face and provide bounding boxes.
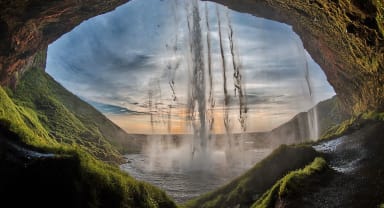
[0,0,383,114]
[205,0,384,114]
[0,0,128,85]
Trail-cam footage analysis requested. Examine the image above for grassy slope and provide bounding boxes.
[184,101,384,208]
[321,111,384,141]
[184,145,320,208]
[10,68,142,162]
[39,70,142,153]
[10,68,122,162]
[264,96,349,146]
[251,157,328,208]
[315,96,350,135]
[0,71,176,207]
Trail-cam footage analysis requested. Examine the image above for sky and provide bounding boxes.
[46,0,335,134]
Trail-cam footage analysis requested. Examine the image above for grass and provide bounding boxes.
[11,67,126,162]
[320,111,384,141]
[0,70,177,207]
[183,144,320,208]
[0,84,58,150]
[251,157,328,208]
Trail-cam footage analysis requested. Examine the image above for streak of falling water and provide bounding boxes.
[225,9,248,166]
[187,0,208,157]
[168,0,180,103]
[295,39,318,140]
[305,60,313,96]
[143,1,251,171]
[226,10,248,133]
[308,106,319,140]
[294,38,312,98]
[148,90,154,133]
[216,6,231,140]
[205,2,215,142]
[167,0,181,134]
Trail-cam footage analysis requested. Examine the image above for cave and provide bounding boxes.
[0,0,383,208]
[1,0,383,113]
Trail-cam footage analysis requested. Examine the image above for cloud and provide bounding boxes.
[46,0,335,131]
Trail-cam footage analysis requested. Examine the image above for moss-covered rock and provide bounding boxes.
[184,145,321,208]
[250,157,328,208]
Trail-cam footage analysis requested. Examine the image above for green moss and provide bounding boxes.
[0,85,58,150]
[321,117,357,140]
[361,111,384,120]
[184,145,320,208]
[0,62,176,207]
[251,157,327,208]
[11,68,123,162]
[278,157,326,197]
[320,111,384,141]
[375,0,384,36]
[0,84,177,207]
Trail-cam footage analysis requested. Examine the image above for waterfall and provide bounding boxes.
[225,9,248,166]
[205,3,215,144]
[226,10,247,133]
[143,0,249,171]
[294,37,318,141]
[216,6,231,139]
[307,106,319,140]
[184,1,249,166]
[186,0,208,157]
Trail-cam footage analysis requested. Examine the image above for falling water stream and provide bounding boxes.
[120,0,319,203]
[41,0,333,203]
[120,1,266,202]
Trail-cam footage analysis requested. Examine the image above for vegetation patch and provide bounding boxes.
[11,67,126,162]
[375,0,384,36]
[320,111,384,141]
[184,144,320,208]
[0,78,176,207]
[251,157,328,208]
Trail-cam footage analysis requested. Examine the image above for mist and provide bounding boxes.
[46,0,335,203]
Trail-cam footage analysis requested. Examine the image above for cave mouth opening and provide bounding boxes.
[45,0,335,203]
[46,0,335,135]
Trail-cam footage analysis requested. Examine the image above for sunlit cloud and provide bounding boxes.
[46,0,335,133]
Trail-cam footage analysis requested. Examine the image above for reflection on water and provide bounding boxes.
[120,148,271,203]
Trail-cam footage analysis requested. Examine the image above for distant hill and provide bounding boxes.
[247,96,350,148]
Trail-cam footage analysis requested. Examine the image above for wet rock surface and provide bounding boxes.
[287,121,384,208]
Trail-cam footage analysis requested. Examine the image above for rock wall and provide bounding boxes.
[205,0,384,114]
[0,0,383,114]
[0,0,128,85]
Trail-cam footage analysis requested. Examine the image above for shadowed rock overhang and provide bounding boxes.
[0,0,383,114]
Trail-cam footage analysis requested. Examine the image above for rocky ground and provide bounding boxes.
[284,121,384,208]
